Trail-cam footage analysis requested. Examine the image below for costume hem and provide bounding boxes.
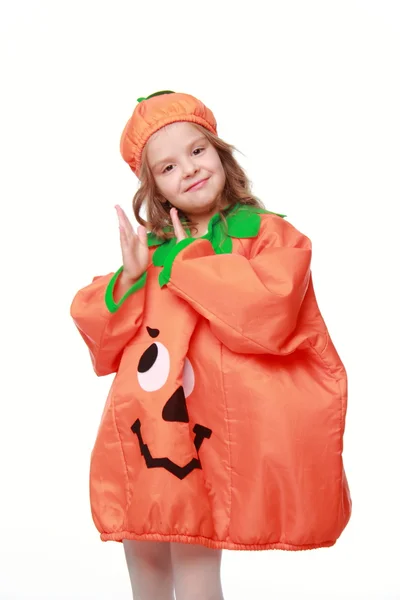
[100,530,336,551]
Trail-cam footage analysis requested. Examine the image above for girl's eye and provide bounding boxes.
[161,147,205,173]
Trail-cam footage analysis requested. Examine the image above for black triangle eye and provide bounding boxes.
[138,344,158,373]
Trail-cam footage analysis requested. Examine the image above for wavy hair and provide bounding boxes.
[132,124,265,241]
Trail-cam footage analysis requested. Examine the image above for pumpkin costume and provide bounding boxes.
[70,92,351,551]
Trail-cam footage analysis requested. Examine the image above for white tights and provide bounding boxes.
[123,539,225,600]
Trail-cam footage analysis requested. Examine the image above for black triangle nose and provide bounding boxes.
[162,386,189,423]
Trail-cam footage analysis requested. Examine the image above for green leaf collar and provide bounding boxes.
[148,203,286,269]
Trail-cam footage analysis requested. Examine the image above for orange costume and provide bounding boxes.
[70,92,351,551]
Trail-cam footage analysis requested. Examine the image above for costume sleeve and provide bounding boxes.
[159,215,312,355]
[70,266,147,376]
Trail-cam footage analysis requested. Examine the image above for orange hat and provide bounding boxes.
[120,90,218,177]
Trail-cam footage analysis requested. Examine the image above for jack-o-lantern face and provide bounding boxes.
[131,326,212,480]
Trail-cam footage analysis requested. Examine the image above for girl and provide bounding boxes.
[70,90,351,600]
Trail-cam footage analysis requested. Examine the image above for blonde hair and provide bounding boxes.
[132,124,265,241]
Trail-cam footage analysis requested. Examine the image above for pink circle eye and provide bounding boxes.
[183,358,195,397]
[137,342,170,392]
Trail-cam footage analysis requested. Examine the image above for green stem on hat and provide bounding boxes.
[137,90,175,103]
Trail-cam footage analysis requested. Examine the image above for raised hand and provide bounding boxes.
[115,205,149,281]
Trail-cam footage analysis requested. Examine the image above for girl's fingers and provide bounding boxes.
[119,224,128,244]
[115,205,125,229]
[170,207,187,240]
[137,225,148,246]
[115,205,135,236]
[115,205,129,228]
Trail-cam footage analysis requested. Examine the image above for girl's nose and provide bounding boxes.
[182,159,199,177]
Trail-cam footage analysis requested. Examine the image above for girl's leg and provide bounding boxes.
[122,539,175,600]
[171,541,225,600]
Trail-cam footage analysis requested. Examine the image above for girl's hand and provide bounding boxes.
[170,207,188,242]
[115,205,149,281]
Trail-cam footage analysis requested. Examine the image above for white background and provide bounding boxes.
[1,1,399,598]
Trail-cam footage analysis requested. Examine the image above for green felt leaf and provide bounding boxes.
[227,211,261,238]
[210,221,232,254]
[152,239,176,266]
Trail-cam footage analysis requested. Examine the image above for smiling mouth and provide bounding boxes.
[186,178,209,192]
[131,418,212,479]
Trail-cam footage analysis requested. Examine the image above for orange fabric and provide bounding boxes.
[120,92,217,176]
[70,213,351,551]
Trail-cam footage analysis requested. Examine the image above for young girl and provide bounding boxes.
[70,90,352,600]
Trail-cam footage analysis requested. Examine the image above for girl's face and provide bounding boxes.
[146,122,226,218]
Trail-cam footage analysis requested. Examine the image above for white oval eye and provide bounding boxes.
[183,357,195,398]
[137,342,170,392]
